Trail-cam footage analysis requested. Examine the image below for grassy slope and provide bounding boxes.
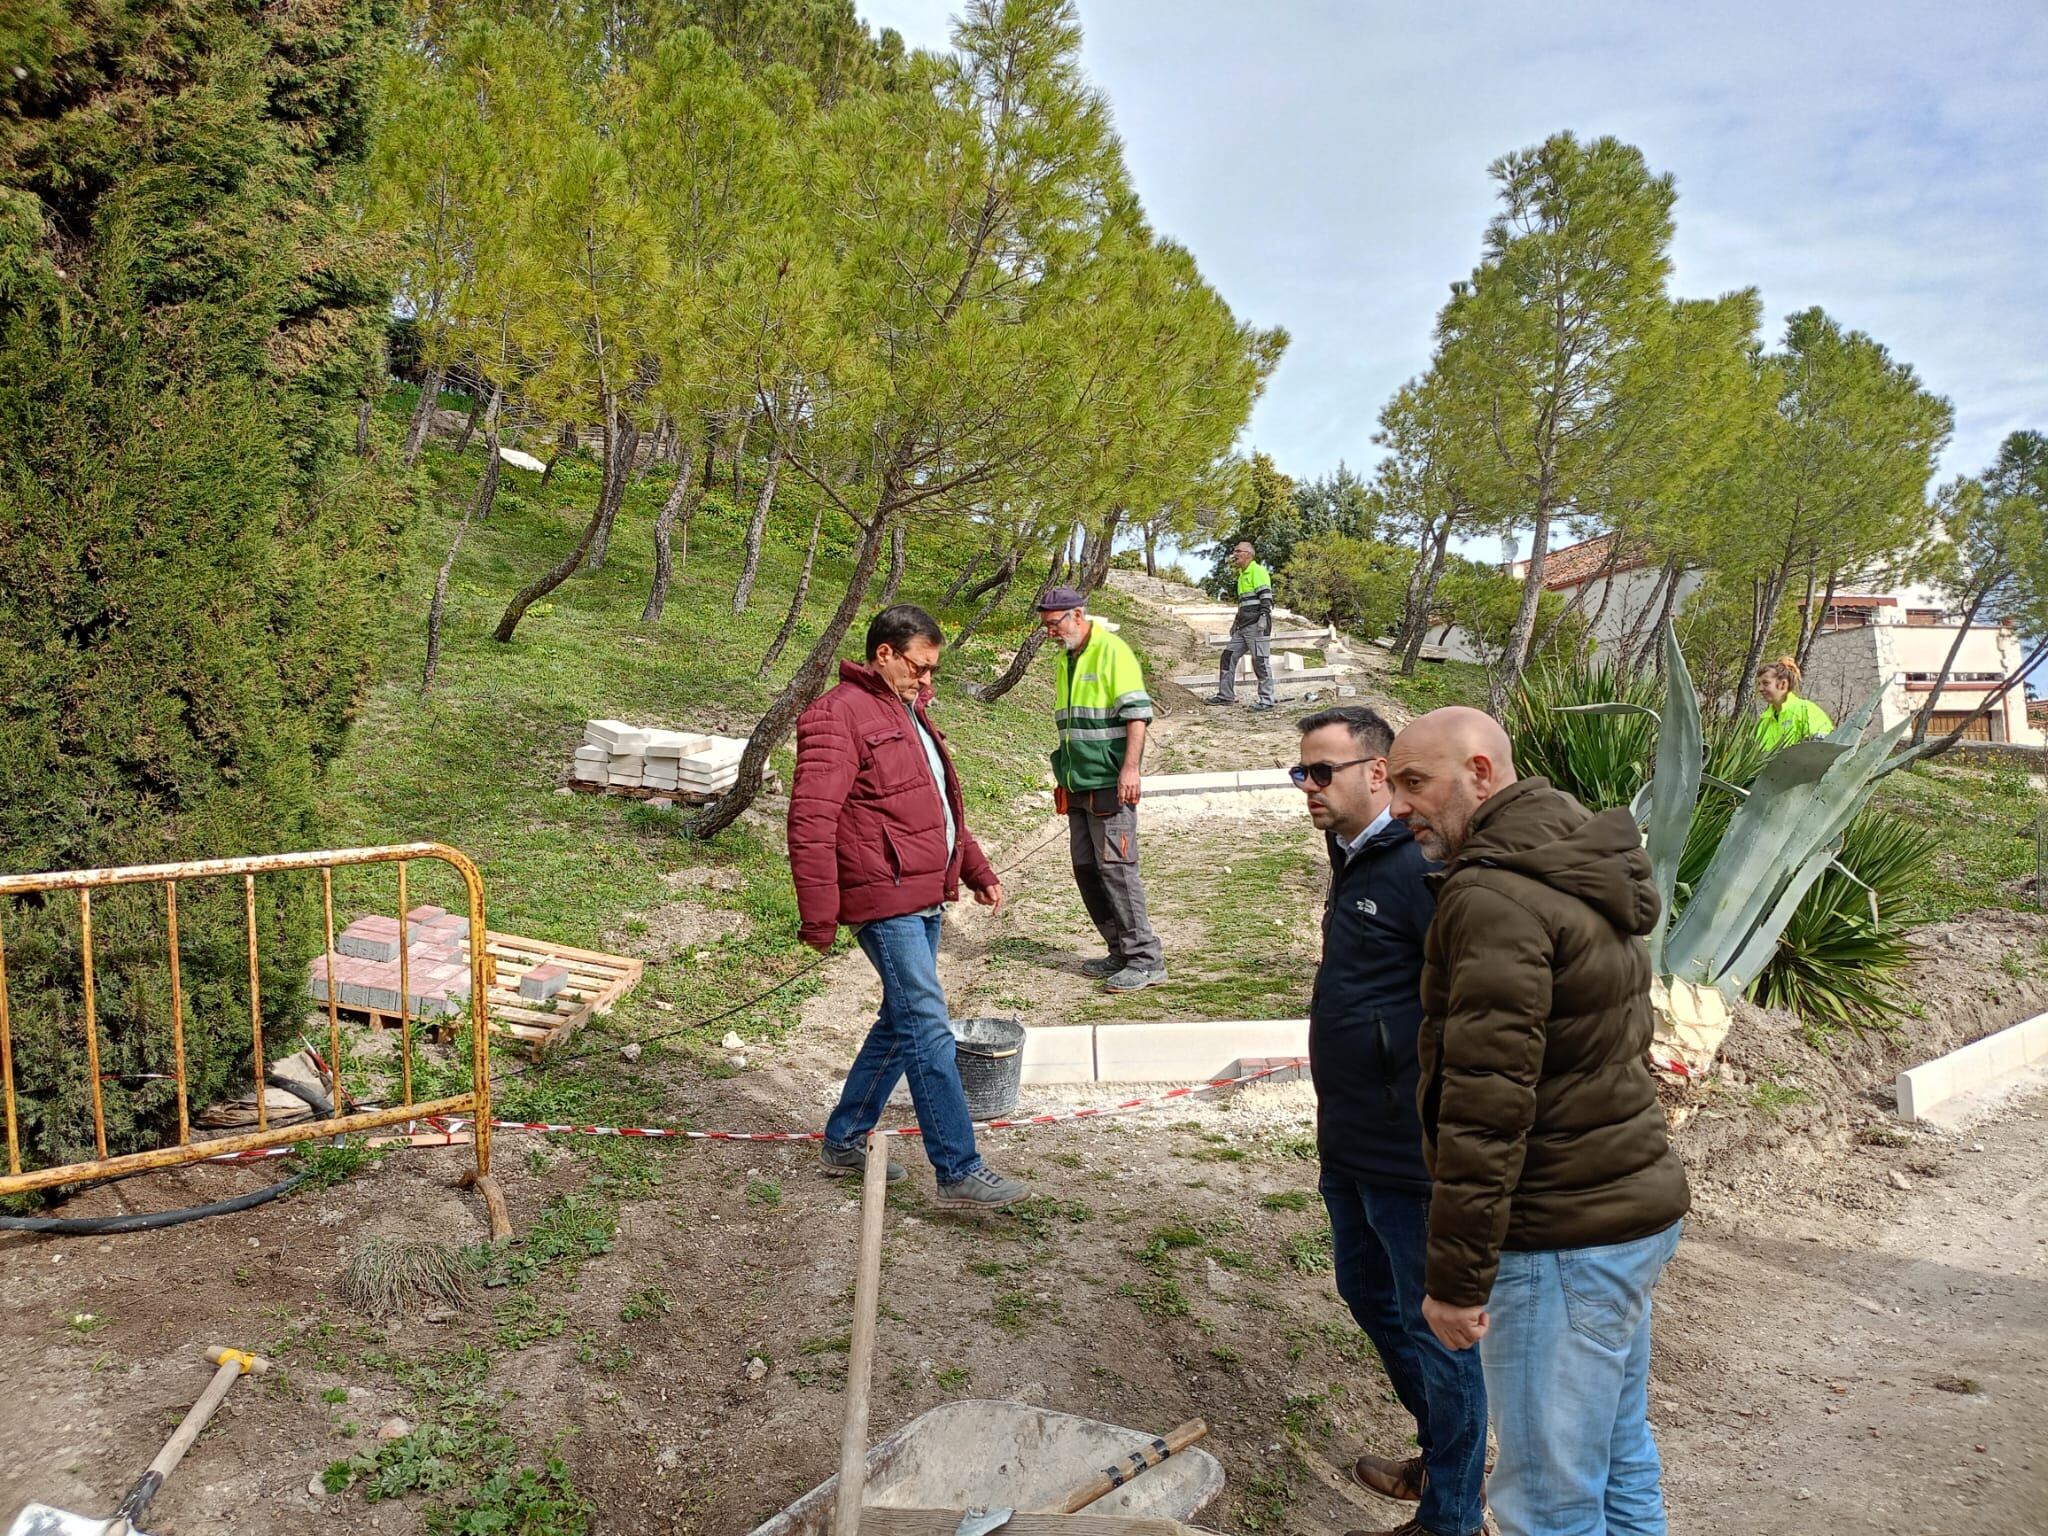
[323,391,1082,1094]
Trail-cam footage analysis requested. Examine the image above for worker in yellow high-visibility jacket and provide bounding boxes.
[1211,540,1276,711]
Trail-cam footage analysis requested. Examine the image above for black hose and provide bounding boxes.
[0,1169,305,1234]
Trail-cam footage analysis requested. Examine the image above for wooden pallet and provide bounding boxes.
[318,929,644,1058]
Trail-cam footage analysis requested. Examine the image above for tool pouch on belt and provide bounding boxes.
[1053,785,1070,815]
[1086,787,1121,817]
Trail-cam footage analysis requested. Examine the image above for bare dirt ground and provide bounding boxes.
[2,582,2045,1536]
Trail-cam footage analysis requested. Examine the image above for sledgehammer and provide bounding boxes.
[8,1345,271,1536]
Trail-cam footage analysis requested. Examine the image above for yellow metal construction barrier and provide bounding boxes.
[0,843,509,1235]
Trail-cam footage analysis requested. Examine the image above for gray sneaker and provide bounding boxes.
[1103,965,1169,993]
[819,1140,906,1182]
[1079,954,1122,979]
[934,1166,1029,1210]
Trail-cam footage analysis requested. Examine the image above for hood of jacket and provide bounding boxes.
[1438,776,1658,938]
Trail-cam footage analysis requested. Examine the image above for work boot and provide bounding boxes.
[818,1140,906,1182]
[934,1166,1029,1210]
[1249,700,1276,713]
[1352,1453,1423,1503]
[1343,1522,1480,1536]
[1206,693,1233,705]
[1103,965,1168,993]
[1079,954,1122,979]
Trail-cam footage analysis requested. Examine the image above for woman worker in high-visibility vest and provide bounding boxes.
[1754,656,1833,749]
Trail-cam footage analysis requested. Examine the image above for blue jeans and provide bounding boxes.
[1480,1221,1684,1536]
[1321,1173,1488,1536]
[823,910,983,1185]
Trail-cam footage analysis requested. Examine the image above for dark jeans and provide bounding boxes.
[1321,1171,1489,1536]
[823,910,983,1184]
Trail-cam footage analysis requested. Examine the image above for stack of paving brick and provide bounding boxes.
[570,719,746,800]
[307,905,473,1020]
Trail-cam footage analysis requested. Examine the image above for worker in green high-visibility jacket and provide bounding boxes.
[1036,584,1168,995]
[1754,655,1833,750]
[1211,540,1277,711]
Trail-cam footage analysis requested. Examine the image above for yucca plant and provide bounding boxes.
[1541,623,1928,1031]
[1752,811,1938,1030]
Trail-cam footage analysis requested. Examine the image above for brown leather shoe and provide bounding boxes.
[1342,1520,1471,1536]
[1352,1452,1424,1502]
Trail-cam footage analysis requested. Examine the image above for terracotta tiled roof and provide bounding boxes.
[1529,532,1654,592]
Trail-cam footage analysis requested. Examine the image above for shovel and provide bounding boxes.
[8,1346,270,1536]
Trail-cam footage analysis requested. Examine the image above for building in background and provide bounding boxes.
[1798,579,2044,746]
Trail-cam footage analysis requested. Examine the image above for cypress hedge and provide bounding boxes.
[0,0,401,1173]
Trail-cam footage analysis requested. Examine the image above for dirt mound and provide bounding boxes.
[1669,909,2048,1208]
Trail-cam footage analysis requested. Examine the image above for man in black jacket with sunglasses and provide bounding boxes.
[1294,706,1486,1536]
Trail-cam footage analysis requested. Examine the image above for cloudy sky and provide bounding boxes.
[861,0,2047,491]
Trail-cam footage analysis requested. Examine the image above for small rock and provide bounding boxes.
[619,1042,643,1062]
[653,999,674,1012]
[745,1356,769,1381]
[1970,1142,1985,1153]
[554,787,572,797]
[308,1475,327,1499]
[375,1416,412,1442]
[729,1054,748,1069]
[1888,1170,1912,1191]
[721,1031,745,1050]
[648,797,674,809]
[1794,1489,1812,1502]
[425,1309,458,1324]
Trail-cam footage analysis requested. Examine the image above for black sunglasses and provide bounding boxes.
[1289,757,1379,789]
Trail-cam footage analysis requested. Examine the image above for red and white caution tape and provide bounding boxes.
[438,1061,1297,1146]
[183,1062,1300,1166]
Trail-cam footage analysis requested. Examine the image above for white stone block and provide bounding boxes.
[570,761,608,783]
[573,744,609,763]
[1236,768,1295,790]
[1092,1019,1309,1083]
[586,719,651,753]
[1142,771,1242,796]
[644,731,713,759]
[1020,1025,1095,1085]
[608,753,646,774]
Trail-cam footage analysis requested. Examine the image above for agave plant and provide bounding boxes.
[1555,623,1916,1009]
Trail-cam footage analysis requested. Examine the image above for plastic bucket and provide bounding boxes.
[952,1016,1026,1120]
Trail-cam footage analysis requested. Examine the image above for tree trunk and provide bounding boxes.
[1492,503,1552,708]
[730,439,784,615]
[355,396,375,459]
[760,500,825,677]
[1736,552,1798,721]
[402,365,445,466]
[541,420,577,491]
[456,388,485,453]
[1613,559,1674,676]
[952,561,1019,652]
[424,390,505,693]
[694,503,896,840]
[1398,520,1455,675]
[975,627,1049,703]
[958,544,1024,606]
[642,446,700,625]
[1632,564,1684,678]
[730,411,752,500]
[1907,586,1990,747]
[942,539,995,605]
[1795,567,1836,676]
[878,518,909,605]
[1143,527,1158,579]
[585,415,639,573]
[493,397,619,643]
[1530,538,1619,665]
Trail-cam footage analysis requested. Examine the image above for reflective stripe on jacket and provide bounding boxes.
[1051,622,1152,791]
[1233,560,1274,633]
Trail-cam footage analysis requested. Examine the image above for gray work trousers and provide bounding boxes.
[1068,801,1164,971]
[1216,627,1275,705]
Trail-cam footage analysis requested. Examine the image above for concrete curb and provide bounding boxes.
[1020,1018,1309,1085]
[1140,768,1301,797]
[1895,1010,2048,1124]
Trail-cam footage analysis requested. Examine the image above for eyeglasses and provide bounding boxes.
[1289,757,1379,788]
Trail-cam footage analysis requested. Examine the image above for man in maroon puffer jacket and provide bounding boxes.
[789,604,1028,1209]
